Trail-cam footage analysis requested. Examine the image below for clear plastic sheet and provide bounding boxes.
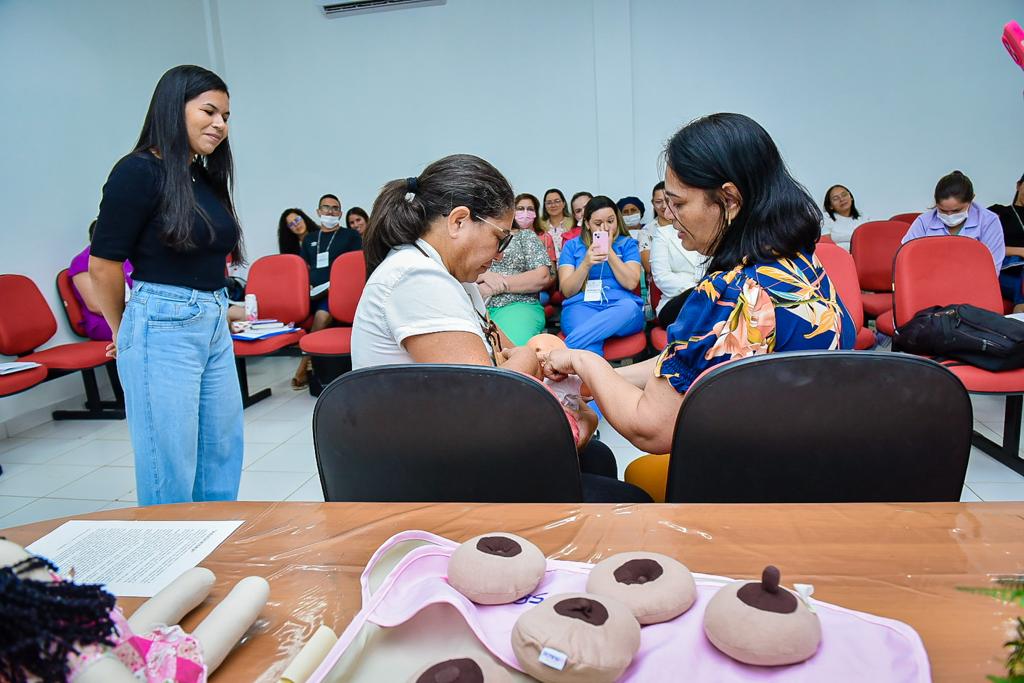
[3,501,1023,682]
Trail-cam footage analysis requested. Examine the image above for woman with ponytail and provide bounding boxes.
[89,65,245,506]
[352,154,651,503]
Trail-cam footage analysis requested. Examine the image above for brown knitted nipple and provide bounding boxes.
[736,565,797,614]
[416,658,484,683]
[476,536,522,557]
[613,558,664,585]
[554,597,610,626]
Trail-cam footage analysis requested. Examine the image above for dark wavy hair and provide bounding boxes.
[664,113,820,274]
[541,188,571,223]
[363,154,514,276]
[514,193,543,234]
[132,65,243,262]
[822,184,861,220]
[277,208,318,255]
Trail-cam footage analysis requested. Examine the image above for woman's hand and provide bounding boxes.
[584,243,609,266]
[105,341,117,359]
[476,271,507,293]
[541,348,576,381]
[498,345,541,376]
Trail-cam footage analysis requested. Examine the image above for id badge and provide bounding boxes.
[584,280,603,302]
[316,251,329,269]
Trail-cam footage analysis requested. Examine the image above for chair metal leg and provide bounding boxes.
[971,394,1024,477]
[237,357,271,408]
[53,367,126,420]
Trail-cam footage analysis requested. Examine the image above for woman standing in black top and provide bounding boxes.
[89,65,245,506]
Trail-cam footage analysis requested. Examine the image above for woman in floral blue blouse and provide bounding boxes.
[541,113,855,457]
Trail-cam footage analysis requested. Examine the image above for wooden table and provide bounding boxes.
[3,502,1023,682]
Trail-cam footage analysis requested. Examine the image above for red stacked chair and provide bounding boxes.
[299,251,366,363]
[889,212,921,224]
[850,220,909,328]
[233,254,309,407]
[56,269,90,338]
[815,242,875,349]
[892,235,1024,476]
[0,274,122,419]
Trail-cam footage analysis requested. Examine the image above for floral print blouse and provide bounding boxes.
[655,251,855,393]
[487,229,552,308]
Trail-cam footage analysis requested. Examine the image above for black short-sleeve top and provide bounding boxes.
[91,152,240,291]
[990,203,1024,249]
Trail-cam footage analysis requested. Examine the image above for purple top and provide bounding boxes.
[68,246,133,341]
[901,202,1005,273]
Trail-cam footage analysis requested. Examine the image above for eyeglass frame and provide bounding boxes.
[473,215,514,253]
[318,204,342,215]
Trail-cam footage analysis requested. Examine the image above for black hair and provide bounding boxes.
[934,171,975,204]
[318,194,341,209]
[570,191,593,208]
[346,206,369,229]
[664,113,821,274]
[0,554,117,683]
[652,180,666,194]
[132,65,243,263]
[580,195,627,247]
[541,188,571,222]
[514,193,543,234]
[1015,173,1024,205]
[87,220,97,242]
[363,154,514,276]
[822,184,861,220]
[277,207,318,256]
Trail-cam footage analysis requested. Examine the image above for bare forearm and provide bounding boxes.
[559,265,591,297]
[615,355,659,389]
[607,253,640,290]
[1007,247,1024,257]
[88,257,127,335]
[503,267,553,294]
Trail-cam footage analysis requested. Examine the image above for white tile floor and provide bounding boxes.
[0,356,1022,530]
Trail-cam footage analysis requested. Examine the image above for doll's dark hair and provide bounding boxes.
[0,554,118,683]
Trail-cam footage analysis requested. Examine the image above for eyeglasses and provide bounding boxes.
[318,205,342,214]
[286,216,303,228]
[476,216,514,253]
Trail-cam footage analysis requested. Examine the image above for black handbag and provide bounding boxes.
[894,304,1024,371]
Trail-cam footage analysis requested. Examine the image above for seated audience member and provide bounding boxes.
[69,221,133,341]
[570,191,593,232]
[346,206,370,236]
[293,193,362,388]
[821,184,868,251]
[618,196,653,273]
[540,188,576,257]
[478,193,553,345]
[649,212,705,329]
[902,171,1004,274]
[989,172,1024,310]
[557,196,645,354]
[278,208,318,256]
[351,154,649,503]
[541,113,854,468]
[517,193,556,264]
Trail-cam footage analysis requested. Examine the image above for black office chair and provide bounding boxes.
[664,351,972,503]
[312,364,585,502]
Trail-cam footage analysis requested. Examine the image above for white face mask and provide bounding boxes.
[320,215,341,229]
[937,210,968,228]
[623,214,642,227]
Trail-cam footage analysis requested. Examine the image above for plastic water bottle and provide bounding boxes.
[245,294,258,322]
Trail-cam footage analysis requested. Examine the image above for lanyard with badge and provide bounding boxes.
[316,230,338,269]
[583,262,608,303]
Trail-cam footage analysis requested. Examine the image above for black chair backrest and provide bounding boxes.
[665,351,972,503]
[313,364,584,502]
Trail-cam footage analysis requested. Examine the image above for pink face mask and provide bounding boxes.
[515,210,536,229]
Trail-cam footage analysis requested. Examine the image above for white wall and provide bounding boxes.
[2,0,1022,426]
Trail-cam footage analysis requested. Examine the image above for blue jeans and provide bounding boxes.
[560,298,645,354]
[117,281,244,505]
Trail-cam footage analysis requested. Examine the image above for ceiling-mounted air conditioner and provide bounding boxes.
[315,0,446,19]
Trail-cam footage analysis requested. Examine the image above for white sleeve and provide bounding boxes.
[384,266,484,345]
[650,233,698,299]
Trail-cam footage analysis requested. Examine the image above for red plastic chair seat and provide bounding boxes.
[650,326,668,351]
[299,327,353,356]
[943,363,1024,394]
[874,311,895,337]
[0,365,48,396]
[20,341,110,371]
[854,327,876,349]
[603,332,648,360]
[233,330,305,357]
[861,292,892,317]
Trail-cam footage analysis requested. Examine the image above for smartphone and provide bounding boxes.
[1003,21,1024,72]
[592,230,609,255]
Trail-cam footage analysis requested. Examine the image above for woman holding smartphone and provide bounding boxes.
[89,65,245,506]
[557,195,644,354]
